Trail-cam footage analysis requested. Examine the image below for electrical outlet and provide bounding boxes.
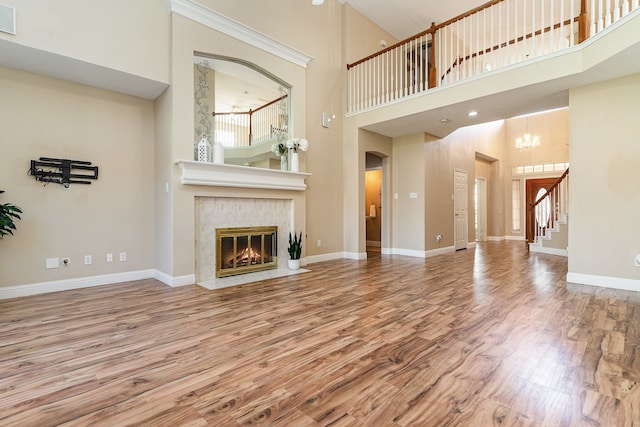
[119,252,126,262]
[317,239,322,247]
[107,253,113,262]
[84,255,92,265]
[46,257,59,269]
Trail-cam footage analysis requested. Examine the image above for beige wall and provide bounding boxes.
[393,134,426,251]
[569,74,640,282]
[0,0,169,84]
[0,66,155,287]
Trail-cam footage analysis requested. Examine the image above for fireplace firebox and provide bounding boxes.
[216,226,277,278]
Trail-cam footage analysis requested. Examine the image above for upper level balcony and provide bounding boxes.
[346,0,640,136]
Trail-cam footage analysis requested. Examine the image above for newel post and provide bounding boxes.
[428,22,437,89]
[578,0,590,43]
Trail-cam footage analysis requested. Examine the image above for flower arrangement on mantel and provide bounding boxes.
[272,138,309,172]
[286,138,309,153]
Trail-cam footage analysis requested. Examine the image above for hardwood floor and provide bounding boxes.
[1,241,639,426]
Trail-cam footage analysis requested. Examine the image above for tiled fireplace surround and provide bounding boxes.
[195,197,294,288]
[179,161,310,289]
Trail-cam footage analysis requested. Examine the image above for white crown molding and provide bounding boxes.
[170,0,313,68]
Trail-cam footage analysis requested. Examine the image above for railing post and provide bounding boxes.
[428,22,437,89]
[579,0,591,42]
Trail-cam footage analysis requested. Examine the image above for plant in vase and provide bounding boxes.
[286,138,309,172]
[271,141,288,171]
[287,231,303,270]
[0,190,23,239]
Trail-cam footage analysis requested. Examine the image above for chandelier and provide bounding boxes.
[515,117,541,150]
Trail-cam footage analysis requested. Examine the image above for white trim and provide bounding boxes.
[487,235,526,241]
[388,248,427,258]
[176,160,310,191]
[154,270,195,287]
[0,270,197,299]
[0,270,154,299]
[170,0,313,68]
[304,252,347,264]
[566,272,640,292]
[425,246,456,257]
[343,251,368,260]
[467,242,477,249]
[529,245,568,257]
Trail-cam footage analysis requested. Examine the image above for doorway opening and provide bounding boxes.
[365,153,383,254]
[474,178,487,241]
[525,177,559,243]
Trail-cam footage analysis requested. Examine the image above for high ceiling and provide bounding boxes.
[344,0,490,40]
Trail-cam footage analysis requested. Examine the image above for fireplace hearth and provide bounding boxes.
[216,226,277,278]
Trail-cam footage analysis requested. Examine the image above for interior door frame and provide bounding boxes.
[454,168,469,250]
[525,177,559,243]
[475,177,487,242]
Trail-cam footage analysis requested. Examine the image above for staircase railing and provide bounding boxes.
[346,0,639,113]
[528,168,569,244]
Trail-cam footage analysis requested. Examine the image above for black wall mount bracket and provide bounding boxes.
[29,157,99,188]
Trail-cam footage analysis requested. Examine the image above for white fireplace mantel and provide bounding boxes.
[175,160,310,191]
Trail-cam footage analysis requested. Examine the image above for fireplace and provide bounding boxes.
[216,226,277,278]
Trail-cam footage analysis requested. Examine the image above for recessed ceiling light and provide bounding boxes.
[468,111,478,117]
[439,118,450,123]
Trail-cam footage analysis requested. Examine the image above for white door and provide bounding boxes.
[475,178,487,241]
[454,169,468,250]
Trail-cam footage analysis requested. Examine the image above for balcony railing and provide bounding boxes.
[347,0,639,113]
[213,94,288,148]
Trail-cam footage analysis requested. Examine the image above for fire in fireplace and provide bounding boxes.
[216,226,277,278]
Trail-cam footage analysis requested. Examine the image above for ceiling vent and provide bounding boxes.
[0,4,15,35]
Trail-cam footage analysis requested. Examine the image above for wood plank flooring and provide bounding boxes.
[1,241,640,426]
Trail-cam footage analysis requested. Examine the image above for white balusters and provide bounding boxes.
[345,0,638,113]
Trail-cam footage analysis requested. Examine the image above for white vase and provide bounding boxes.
[280,155,288,171]
[290,152,299,172]
[213,142,224,164]
[288,259,300,270]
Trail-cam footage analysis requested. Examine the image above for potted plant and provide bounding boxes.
[287,231,302,270]
[0,190,23,239]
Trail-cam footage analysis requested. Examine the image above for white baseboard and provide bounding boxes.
[566,272,640,292]
[343,251,368,260]
[0,269,197,299]
[529,245,568,257]
[154,271,195,287]
[487,235,526,241]
[424,246,456,257]
[0,269,156,299]
[303,252,346,264]
[388,248,427,258]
